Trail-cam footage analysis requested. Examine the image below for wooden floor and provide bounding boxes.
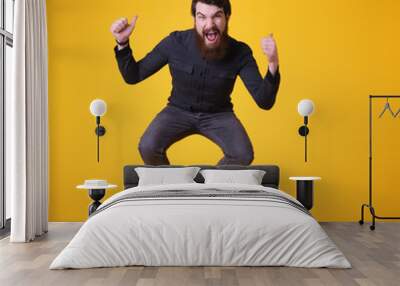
[0,222,399,286]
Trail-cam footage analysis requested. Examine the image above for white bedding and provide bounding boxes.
[50,183,351,269]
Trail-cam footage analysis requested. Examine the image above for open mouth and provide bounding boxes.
[204,30,220,44]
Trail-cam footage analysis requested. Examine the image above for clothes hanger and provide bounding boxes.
[394,105,400,117]
[378,97,395,118]
[394,108,400,118]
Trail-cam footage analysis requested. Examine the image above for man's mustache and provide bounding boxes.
[202,27,221,36]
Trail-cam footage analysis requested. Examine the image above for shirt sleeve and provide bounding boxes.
[114,35,171,84]
[239,45,281,110]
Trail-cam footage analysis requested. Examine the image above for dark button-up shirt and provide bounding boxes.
[114,29,280,113]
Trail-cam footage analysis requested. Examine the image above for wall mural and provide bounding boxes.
[110,0,280,165]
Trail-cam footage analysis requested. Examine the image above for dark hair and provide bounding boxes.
[191,0,231,17]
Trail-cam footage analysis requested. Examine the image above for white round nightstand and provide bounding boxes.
[289,176,321,210]
[77,180,117,216]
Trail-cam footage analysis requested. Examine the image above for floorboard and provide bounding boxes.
[0,222,399,286]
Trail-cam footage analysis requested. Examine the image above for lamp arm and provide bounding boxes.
[303,116,309,162]
[305,130,307,162]
[97,122,100,162]
[96,116,100,162]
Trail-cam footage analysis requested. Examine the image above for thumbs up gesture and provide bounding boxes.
[110,16,138,45]
[261,33,279,65]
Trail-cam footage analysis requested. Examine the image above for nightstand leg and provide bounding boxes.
[89,201,102,216]
[296,181,314,210]
[88,189,105,216]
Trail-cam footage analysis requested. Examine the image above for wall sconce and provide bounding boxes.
[89,99,107,162]
[297,99,315,162]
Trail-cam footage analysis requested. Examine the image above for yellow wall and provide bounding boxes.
[47,0,400,222]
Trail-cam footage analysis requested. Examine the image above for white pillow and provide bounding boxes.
[200,169,266,185]
[135,167,201,186]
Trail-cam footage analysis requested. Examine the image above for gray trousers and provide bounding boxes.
[138,105,254,165]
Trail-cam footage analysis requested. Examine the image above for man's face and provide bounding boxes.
[194,2,228,50]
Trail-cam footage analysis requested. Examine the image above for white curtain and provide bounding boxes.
[8,0,49,242]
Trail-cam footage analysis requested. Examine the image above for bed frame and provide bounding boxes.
[124,165,280,190]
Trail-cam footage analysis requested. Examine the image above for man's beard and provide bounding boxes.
[195,24,229,61]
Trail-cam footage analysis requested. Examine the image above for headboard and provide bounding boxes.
[123,165,280,189]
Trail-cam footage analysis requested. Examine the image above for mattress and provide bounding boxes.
[50,183,351,269]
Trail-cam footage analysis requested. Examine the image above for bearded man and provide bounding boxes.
[111,0,280,165]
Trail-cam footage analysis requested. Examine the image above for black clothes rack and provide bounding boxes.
[359,95,400,230]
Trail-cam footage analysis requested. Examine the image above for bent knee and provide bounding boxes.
[138,136,164,156]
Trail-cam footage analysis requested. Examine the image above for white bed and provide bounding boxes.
[50,182,351,269]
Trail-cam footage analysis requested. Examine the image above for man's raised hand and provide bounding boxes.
[110,16,138,45]
[261,33,279,75]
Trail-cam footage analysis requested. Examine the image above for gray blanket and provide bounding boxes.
[91,189,310,217]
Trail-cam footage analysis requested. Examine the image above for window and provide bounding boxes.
[1,0,14,234]
[5,0,13,33]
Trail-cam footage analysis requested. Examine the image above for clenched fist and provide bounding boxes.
[261,34,279,69]
[110,16,138,45]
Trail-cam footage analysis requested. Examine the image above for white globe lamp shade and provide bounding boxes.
[297,99,314,117]
[90,99,107,117]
